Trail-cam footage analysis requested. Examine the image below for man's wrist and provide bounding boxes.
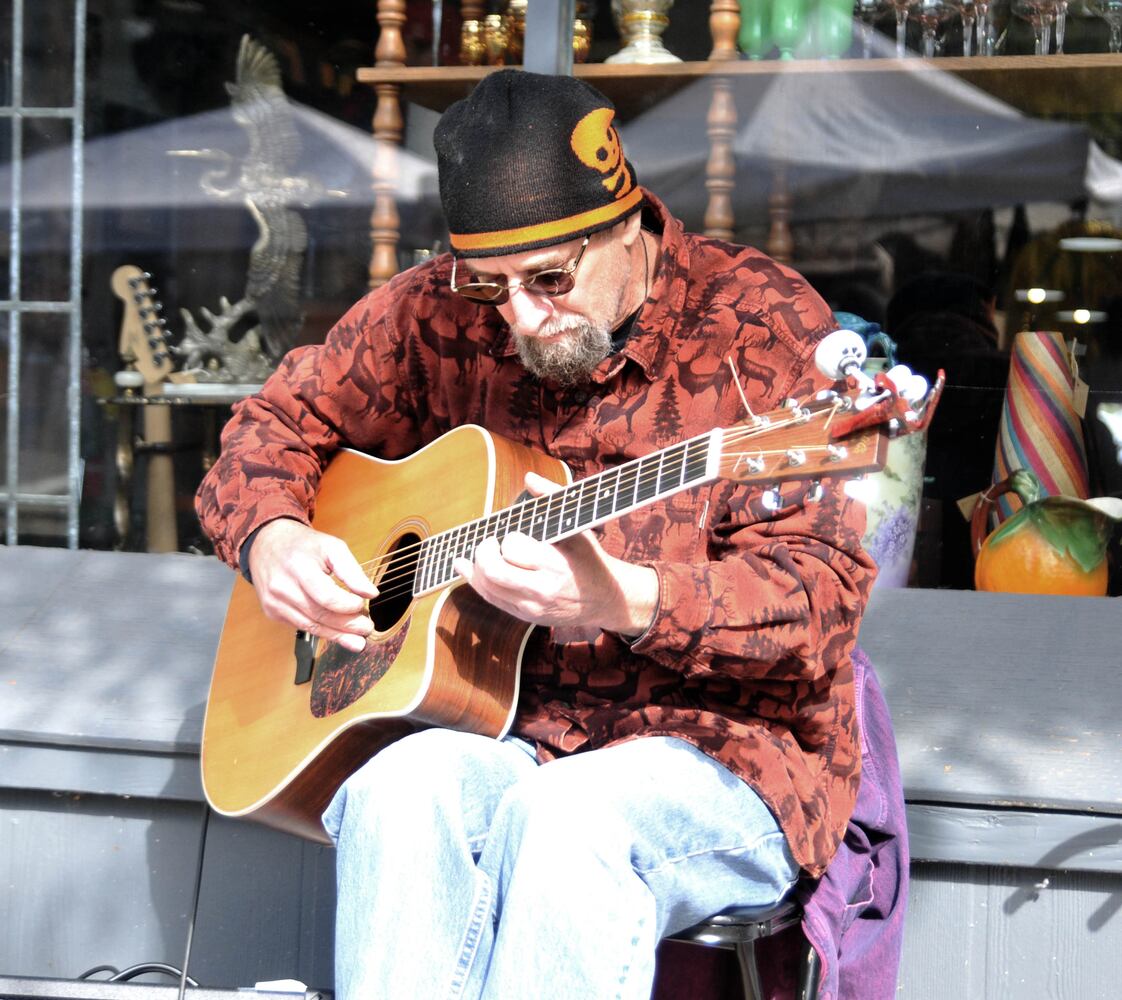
[613,563,659,639]
[238,517,301,583]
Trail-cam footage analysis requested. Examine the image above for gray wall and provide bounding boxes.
[2,547,1121,996]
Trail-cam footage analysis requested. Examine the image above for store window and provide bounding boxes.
[3,0,1120,594]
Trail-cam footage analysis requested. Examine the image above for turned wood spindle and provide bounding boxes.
[704,77,737,241]
[370,0,408,287]
[709,0,741,60]
[767,167,795,264]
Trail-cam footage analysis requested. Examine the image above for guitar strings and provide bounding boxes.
[354,411,812,584]
[364,444,851,605]
[356,401,846,605]
[355,400,847,606]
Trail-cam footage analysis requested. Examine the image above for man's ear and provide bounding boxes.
[619,211,643,248]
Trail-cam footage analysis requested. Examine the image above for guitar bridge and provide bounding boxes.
[294,630,317,685]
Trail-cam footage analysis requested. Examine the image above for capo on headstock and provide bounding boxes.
[829,367,945,440]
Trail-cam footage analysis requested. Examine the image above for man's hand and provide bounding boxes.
[246,518,378,653]
[452,472,658,637]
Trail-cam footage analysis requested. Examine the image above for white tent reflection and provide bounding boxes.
[619,43,1105,229]
[9,100,441,251]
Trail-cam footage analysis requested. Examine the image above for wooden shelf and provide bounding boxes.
[358,53,1122,119]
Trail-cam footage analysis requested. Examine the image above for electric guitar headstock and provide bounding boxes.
[718,329,945,489]
[112,265,172,390]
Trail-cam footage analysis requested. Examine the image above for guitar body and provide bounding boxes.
[201,425,570,842]
[200,346,944,844]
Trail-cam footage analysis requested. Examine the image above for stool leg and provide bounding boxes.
[796,937,822,1000]
[734,938,765,1000]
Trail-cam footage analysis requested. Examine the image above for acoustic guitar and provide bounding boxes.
[202,333,943,842]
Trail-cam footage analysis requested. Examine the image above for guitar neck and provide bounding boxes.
[415,430,722,594]
[409,374,927,597]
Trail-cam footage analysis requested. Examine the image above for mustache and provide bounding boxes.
[514,319,613,386]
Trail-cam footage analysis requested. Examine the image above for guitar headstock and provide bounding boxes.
[112,265,172,389]
[719,369,945,488]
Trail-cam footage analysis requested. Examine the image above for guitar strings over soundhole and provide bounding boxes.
[370,531,422,632]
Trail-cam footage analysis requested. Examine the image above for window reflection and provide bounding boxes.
[3,3,1120,592]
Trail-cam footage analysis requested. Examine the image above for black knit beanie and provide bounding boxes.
[434,69,642,258]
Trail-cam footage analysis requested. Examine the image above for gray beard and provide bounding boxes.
[514,318,613,387]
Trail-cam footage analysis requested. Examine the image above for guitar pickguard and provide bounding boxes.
[309,618,410,717]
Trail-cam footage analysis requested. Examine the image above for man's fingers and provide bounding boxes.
[499,531,558,571]
[304,573,372,617]
[524,471,565,497]
[323,537,380,599]
[298,617,369,653]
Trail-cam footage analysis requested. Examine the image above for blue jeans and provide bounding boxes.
[322,729,798,1000]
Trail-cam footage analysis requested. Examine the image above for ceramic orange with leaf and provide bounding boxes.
[972,469,1122,596]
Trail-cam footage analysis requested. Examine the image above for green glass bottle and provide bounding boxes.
[771,0,808,58]
[815,0,854,56]
[738,0,772,58]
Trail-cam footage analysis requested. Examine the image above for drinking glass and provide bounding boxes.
[1092,0,1122,50]
[914,0,955,54]
[947,0,977,53]
[1051,0,1068,52]
[1014,0,1054,53]
[854,0,882,56]
[885,0,913,54]
[975,0,994,53]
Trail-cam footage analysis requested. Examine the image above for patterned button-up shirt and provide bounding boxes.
[196,193,876,877]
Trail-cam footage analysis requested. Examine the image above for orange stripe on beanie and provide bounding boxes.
[434,69,642,258]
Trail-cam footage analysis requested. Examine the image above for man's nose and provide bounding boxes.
[501,283,554,333]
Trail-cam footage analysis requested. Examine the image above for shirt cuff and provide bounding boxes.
[237,524,264,583]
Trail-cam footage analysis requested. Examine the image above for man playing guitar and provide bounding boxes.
[197,70,878,999]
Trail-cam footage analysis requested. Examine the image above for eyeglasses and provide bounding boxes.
[450,237,591,305]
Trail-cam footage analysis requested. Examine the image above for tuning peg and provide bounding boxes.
[815,329,867,381]
[113,368,144,395]
[816,329,880,400]
[884,364,929,406]
[761,486,784,512]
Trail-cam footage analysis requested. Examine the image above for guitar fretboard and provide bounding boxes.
[415,430,721,594]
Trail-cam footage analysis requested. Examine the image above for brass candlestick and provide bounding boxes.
[460,19,486,65]
[607,0,681,63]
[573,18,593,61]
[506,0,527,62]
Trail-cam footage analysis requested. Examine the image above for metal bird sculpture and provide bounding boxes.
[170,35,330,364]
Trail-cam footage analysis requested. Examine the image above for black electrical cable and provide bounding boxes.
[78,965,119,979]
[114,963,200,986]
[179,802,212,1000]
[78,962,199,986]
[75,803,212,997]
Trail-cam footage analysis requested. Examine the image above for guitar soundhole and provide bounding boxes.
[370,530,421,632]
